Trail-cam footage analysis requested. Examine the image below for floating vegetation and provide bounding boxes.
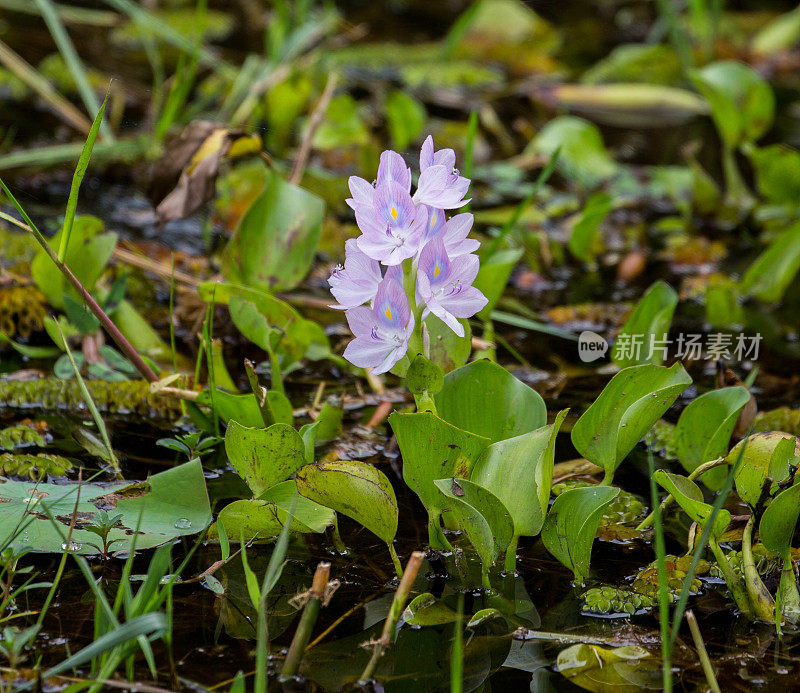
[753,406,800,436]
[0,378,182,419]
[0,285,48,339]
[0,420,50,450]
[0,452,72,480]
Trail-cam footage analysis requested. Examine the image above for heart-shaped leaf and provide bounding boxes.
[406,354,444,397]
[390,411,490,533]
[402,593,459,626]
[222,170,325,291]
[611,280,678,367]
[571,363,691,483]
[470,410,567,538]
[541,485,620,581]
[295,460,398,544]
[653,470,731,539]
[434,360,546,442]
[2,459,211,554]
[224,421,307,497]
[674,386,751,489]
[731,432,798,508]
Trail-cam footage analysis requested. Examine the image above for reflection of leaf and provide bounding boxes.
[557,643,661,692]
[541,485,619,580]
[2,459,211,554]
[435,359,546,442]
[402,593,459,626]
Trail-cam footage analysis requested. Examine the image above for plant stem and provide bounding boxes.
[637,457,727,531]
[388,543,403,580]
[741,514,775,622]
[777,553,800,626]
[281,562,330,680]
[451,592,464,693]
[709,538,753,618]
[359,551,424,684]
[504,535,519,574]
[685,610,720,693]
[428,514,453,552]
[648,448,672,693]
[244,358,276,427]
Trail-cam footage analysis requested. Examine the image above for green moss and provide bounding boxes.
[0,378,182,419]
[0,285,48,339]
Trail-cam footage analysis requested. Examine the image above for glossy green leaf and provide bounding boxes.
[740,222,800,303]
[730,432,798,508]
[224,421,307,497]
[653,470,730,539]
[406,354,444,397]
[3,459,211,554]
[470,410,567,538]
[691,61,774,147]
[402,593,459,626]
[221,169,325,292]
[674,386,751,490]
[295,460,398,544]
[611,280,678,367]
[390,411,489,524]
[528,116,617,189]
[569,191,611,263]
[760,483,800,561]
[541,485,619,580]
[435,360,546,442]
[571,363,691,481]
[435,477,514,568]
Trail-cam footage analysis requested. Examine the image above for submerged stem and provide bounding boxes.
[741,515,775,622]
[685,610,721,693]
[281,562,330,680]
[709,538,753,618]
[777,553,800,627]
[504,535,519,574]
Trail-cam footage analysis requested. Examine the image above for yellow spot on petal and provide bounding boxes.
[430,212,437,227]
[390,205,398,220]
[385,306,392,320]
[434,264,441,277]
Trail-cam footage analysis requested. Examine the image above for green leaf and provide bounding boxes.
[611,280,678,367]
[229,296,279,352]
[196,389,265,428]
[568,192,612,263]
[527,116,617,189]
[653,470,731,539]
[256,479,335,533]
[571,363,691,481]
[406,354,444,397]
[691,61,774,148]
[469,410,567,538]
[62,294,101,335]
[730,432,798,508]
[221,169,325,292]
[224,421,307,497]
[0,332,61,358]
[434,360,546,442]
[435,477,514,567]
[748,144,800,206]
[402,593,458,626]
[557,643,661,692]
[296,460,398,544]
[674,386,751,489]
[541,485,619,580]
[2,459,211,554]
[110,299,173,362]
[760,483,800,561]
[740,222,800,303]
[752,6,800,55]
[390,411,489,524]
[311,400,343,444]
[385,89,426,150]
[474,248,524,320]
[424,313,471,373]
[31,216,116,309]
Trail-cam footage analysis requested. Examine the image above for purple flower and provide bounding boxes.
[356,181,426,265]
[421,209,480,258]
[346,150,411,213]
[343,276,414,374]
[413,136,470,209]
[328,239,383,309]
[416,239,488,337]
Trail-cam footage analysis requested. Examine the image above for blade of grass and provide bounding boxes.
[440,0,483,59]
[490,310,578,341]
[0,0,118,25]
[686,610,721,693]
[33,0,113,141]
[647,447,672,692]
[54,321,120,475]
[0,136,149,172]
[58,88,110,262]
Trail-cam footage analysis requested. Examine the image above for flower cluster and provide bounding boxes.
[329,137,487,374]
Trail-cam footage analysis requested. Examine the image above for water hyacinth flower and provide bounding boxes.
[355,182,426,265]
[413,136,470,209]
[416,238,487,337]
[328,239,383,309]
[343,276,414,374]
[346,150,410,213]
